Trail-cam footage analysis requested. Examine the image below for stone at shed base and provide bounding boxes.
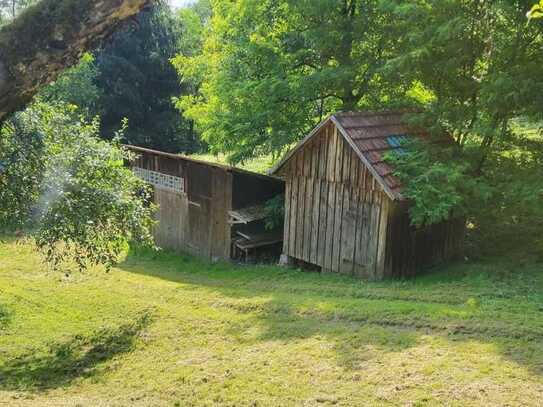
[279,254,294,267]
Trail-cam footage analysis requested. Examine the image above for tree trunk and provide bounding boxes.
[0,0,154,120]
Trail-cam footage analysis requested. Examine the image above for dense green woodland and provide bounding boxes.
[0,0,541,269]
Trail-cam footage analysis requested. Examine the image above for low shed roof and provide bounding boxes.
[126,144,282,182]
[270,111,431,201]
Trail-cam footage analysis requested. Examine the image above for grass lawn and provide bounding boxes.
[0,238,542,406]
[187,153,277,174]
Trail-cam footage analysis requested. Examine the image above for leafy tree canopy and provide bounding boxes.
[382,0,543,225]
[94,2,203,153]
[527,0,543,19]
[174,0,403,163]
[40,53,102,119]
[0,102,155,270]
[176,0,543,229]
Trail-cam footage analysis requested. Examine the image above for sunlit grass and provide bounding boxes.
[187,152,277,174]
[0,238,542,406]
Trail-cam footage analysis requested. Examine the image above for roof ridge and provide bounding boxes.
[341,122,405,130]
[335,110,408,118]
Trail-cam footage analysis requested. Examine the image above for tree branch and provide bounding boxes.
[0,0,154,120]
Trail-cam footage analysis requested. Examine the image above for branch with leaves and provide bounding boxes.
[527,1,543,20]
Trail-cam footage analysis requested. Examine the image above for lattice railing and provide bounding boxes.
[133,167,185,194]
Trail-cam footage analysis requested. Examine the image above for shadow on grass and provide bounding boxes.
[0,311,152,391]
[0,304,10,331]
[119,247,543,375]
[222,299,420,370]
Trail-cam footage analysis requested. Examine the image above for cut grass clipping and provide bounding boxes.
[0,238,542,406]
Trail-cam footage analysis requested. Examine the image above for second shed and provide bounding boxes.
[270,111,465,280]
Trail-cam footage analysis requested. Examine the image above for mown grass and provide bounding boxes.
[0,237,542,406]
[187,153,276,174]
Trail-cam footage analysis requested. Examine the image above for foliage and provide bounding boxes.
[388,1,543,145]
[188,152,274,173]
[1,239,543,404]
[175,0,543,228]
[175,0,210,58]
[0,102,155,270]
[0,111,46,229]
[470,119,543,260]
[0,0,204,154]
[527,1,543,19]
[381,1,543,225]
[385,140,490,226]
[263,194,284,231]
[40,53,102,119]
[94,2,201,153]
[173,0,403,164]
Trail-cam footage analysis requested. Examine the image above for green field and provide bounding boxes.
[187,153,277,174]
[0,238,542,406]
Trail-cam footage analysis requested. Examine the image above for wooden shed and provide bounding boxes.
[127,145,284,261]
[270,111,465,280]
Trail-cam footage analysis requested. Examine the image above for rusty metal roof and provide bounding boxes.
[270,111,430,201]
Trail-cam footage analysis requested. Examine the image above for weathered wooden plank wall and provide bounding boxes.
[280,122,465,279]
[131,150,233,261]
[154,188,188,250]
[282,123,388,279]
[384,209,465,278]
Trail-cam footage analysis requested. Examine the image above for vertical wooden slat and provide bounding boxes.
[310,136,322,265]
[210,169,226,259]
[290,166,299,258]
[223,172,233,259]
[317,130,329,268]
[310,178,321,265]
[179,191,189,250]
[324,181,336,272]
[323,124,337,271]
[296,175,306,261]
[304,156,314,262]
[327,124,337,182]
[332,131,344,272]
[366,199,380,279]
[318,180,329,267]
[283,179,291,256]
[338,140,352,273]
[355,184,371,279]
[375,194,389,280]
[347,148,360,274]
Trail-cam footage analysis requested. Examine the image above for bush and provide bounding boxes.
[0,102,156,270]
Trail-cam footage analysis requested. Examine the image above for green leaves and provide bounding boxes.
[384,139,491,227]
[174,0,399,164]
[39,53,102,119]
[0,102,156,271]
[173,0,543,228]
[264,194,285,231]
[527,1,543,20]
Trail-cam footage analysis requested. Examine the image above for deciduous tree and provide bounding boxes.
[174,0,402,163]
